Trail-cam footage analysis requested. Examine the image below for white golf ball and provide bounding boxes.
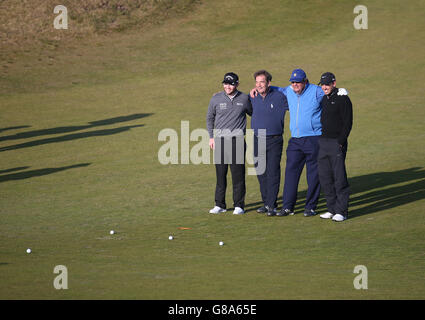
[26,248,32,254]
[110,230,115,235]
[219,241,224,246]
[168,235,174,240]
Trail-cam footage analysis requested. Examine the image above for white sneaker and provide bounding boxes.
[209,206,226,214]
[233,207,245,215]
[332,214,347,222]
[320,212,334,219]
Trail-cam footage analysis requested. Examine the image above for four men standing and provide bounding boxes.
[207,69,352,221]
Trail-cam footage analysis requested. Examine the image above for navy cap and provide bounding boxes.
[289,69,307,82]
[318,72,336,85]
[222,72,239,85]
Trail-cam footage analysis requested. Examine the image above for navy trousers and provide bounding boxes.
[282,136,321,211]
[254,135,283,209]
[317,138,350,217]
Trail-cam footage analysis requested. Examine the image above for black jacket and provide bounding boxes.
[320,87,353,145]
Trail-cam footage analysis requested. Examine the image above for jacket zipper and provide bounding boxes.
[296,95,300,137]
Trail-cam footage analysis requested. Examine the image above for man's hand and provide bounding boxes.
[337,88,349,96]
[209,138,215,150]
[250,88,258,98]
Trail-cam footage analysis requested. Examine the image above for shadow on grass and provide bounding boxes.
[0,125,144,152]
[0,125,31,133]
[0,113,152,142]
[0,163,91,183]
[0,113,152,152]
[347,167,425,218]
[244,167,425,218]
[0,166,30,174]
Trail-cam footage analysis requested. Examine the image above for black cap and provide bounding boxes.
[222,72,239,85]
[318,72,336,85]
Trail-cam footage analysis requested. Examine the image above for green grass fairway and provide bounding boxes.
[1,0,424,299]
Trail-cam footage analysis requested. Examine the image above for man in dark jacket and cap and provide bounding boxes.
[317,72,353,222]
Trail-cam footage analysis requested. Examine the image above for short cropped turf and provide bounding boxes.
[0,0,424,299]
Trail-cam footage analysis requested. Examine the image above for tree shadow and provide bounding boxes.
[244,167,425,218]
[0,113,152,143]
[0,163,91,183]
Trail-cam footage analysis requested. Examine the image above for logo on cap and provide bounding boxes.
[289,69,307,82]
[318,72,336,85]
[222,72,239,85]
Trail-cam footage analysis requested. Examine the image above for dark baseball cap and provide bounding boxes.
[318,72,336,85]
[222,72,239,85]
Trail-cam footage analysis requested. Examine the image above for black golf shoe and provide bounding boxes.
[304,209,318,217]
[277,208,294,216]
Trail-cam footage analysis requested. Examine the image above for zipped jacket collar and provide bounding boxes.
[327,87,338,99]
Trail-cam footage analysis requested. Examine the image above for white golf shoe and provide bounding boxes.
[209,206,226,214]
[233,207,245,215]
[320,212,334,219]
[332,214,347,222]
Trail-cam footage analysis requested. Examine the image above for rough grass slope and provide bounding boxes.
[0,0,198,48]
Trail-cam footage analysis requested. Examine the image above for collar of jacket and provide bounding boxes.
[327,87,338,98]
[256,86,277,99]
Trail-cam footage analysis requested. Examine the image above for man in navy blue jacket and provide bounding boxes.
[250,70,288,216]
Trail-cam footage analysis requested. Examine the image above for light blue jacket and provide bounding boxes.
[272,83,324,138]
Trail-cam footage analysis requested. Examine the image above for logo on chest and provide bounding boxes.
[219,103,227,110]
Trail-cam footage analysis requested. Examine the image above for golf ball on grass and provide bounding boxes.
[219,241,224,246]
[26,248,32,254]
[110,230,115,235]
[168,235,174,240]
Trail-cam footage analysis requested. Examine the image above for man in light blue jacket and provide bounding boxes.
[275,69,324,217]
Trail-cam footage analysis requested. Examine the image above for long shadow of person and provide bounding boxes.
[0,114,152,142]
[0,113,152,152]
[245,167,425,217]
[0,163,91,183]
[0,125,144,152]
[347,167,425,218]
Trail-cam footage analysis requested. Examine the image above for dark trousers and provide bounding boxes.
[214,136,246,209]
[282,136,321,211]
[318,137,350,217]
[254,135,283,209]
